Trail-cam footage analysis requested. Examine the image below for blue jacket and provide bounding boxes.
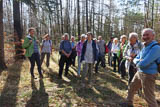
[81,40,98,62]
[133,40,160,74]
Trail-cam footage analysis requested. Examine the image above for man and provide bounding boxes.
[76,34,86,76]
[58,33,72,79]
[81,32,98,87]
[22,28,43,79]
[107,37,114,66]
[95,36,106,73]
[120,28,160,107]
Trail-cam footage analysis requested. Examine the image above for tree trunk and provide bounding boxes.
[60,0,63,34]
[86,0,89,32]
[77,0,80,40]
[13,0,23,59]
[0,0,7,70]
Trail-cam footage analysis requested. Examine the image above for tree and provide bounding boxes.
[0,0,7,70]
[77,0,80,40]
[13,0,23,59]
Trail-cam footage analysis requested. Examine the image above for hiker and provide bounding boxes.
[70,36,77,66]
[118,35,127,78]
[41,34,52,68]
[80,32,98,87]
[107,37,114,66]
[95,36,106,73]
[76,34,86,77]
[123,32,143,85]
[22,27,43,79]
[120,28,160,107]
[111,38,120,72]
[58,33,72,79]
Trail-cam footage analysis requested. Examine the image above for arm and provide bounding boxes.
[123,45,131,60]
[137,46,160,68]
[22,37,31,49]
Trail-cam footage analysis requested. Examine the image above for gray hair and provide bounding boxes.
[71,36,75,39]
[113,38,118,43]
[129,32,138,40]
[141,28,155,36]
[64,33,69,38]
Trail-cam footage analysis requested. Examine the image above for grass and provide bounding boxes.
[0,51,160,107]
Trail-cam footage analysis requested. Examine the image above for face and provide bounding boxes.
[114,40,118,44]
[130,36,137,45]
[71,37,74,42]
[30,30,35,36]
[87,34,92,40]
[65,35,68,40]
[81,37,85,41]
[142,30,154,44]
[98,36,102,40]
[122,37,126,43]
[46,36,49,40]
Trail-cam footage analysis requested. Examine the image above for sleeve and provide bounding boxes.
[123,45,130,60]
[137,46,160,68]
[60,41,63,51]
[133,52,141,65]
[22,37,30,49]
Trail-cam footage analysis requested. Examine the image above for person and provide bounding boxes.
[95,36,106,73]
[118,35,127,78]
[76,34,86,77]
[70,36,77,66]
[41,34,52,67]
[22,27,43,79]
[80,32,98,87]
[107,37,114,66]
[58,33,72,79]
[120,28,160,107]
[123,32,143,85]
[111,38,120,72]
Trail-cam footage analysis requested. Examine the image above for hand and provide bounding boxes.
[29,40,32,44]
[36,40,39,43]
[95,61,97,64]
[82,61,86,64]
[130,53,136,58]
[128,57,133,62]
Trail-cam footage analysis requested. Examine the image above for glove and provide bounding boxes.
[82,61,86,64]
[95,61,97,64]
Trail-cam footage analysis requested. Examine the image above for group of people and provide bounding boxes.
[22,27,160,107]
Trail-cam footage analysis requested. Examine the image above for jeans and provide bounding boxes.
[77,56,81,76]
[119,59,126,78]
[28,53,42,77]
[41,53,50,67]
[113,53,119,72]
[58,55,71,78]
[81,63,93,84]
[95,54,106,73]
[128,63,137,85]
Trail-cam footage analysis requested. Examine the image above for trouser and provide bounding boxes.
[113,53,119,72]
[127,72,158,107]
[119,59,126,78]
[58,55,70,78]
[108,52,112,66]
[28,53,42,77]
[77,56,81,76]
[95,55,106,73]
[41,53,50,67]
[128,64,137,85]
[81,63,93,84]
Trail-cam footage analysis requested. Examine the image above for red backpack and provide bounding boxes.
[105,45,109,53]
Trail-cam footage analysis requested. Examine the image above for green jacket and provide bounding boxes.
[22,35,38,57]
[117,41,127,58]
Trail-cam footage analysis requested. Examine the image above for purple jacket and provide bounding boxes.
[76,40,84,56]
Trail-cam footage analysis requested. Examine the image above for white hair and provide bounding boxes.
[81,34,86,38]
[129,32,138,40]
[141,28,155,36]
[64,33,69,38]
[71,36,75,39]
[120,35,127,39]
[113,38,118,43]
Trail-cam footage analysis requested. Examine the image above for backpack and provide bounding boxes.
[150,43,160,73]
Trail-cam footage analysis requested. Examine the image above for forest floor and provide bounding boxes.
[0,51,160,107]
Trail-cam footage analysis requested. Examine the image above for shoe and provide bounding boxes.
[119,102,134,107]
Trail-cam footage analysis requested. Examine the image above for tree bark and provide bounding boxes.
[77,0,81,40]
[0,0,7,70]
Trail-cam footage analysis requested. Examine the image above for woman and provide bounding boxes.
[118,35,127,78]
[123,32,143,85]
[111,38,120,72]
[41,34,52,68]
